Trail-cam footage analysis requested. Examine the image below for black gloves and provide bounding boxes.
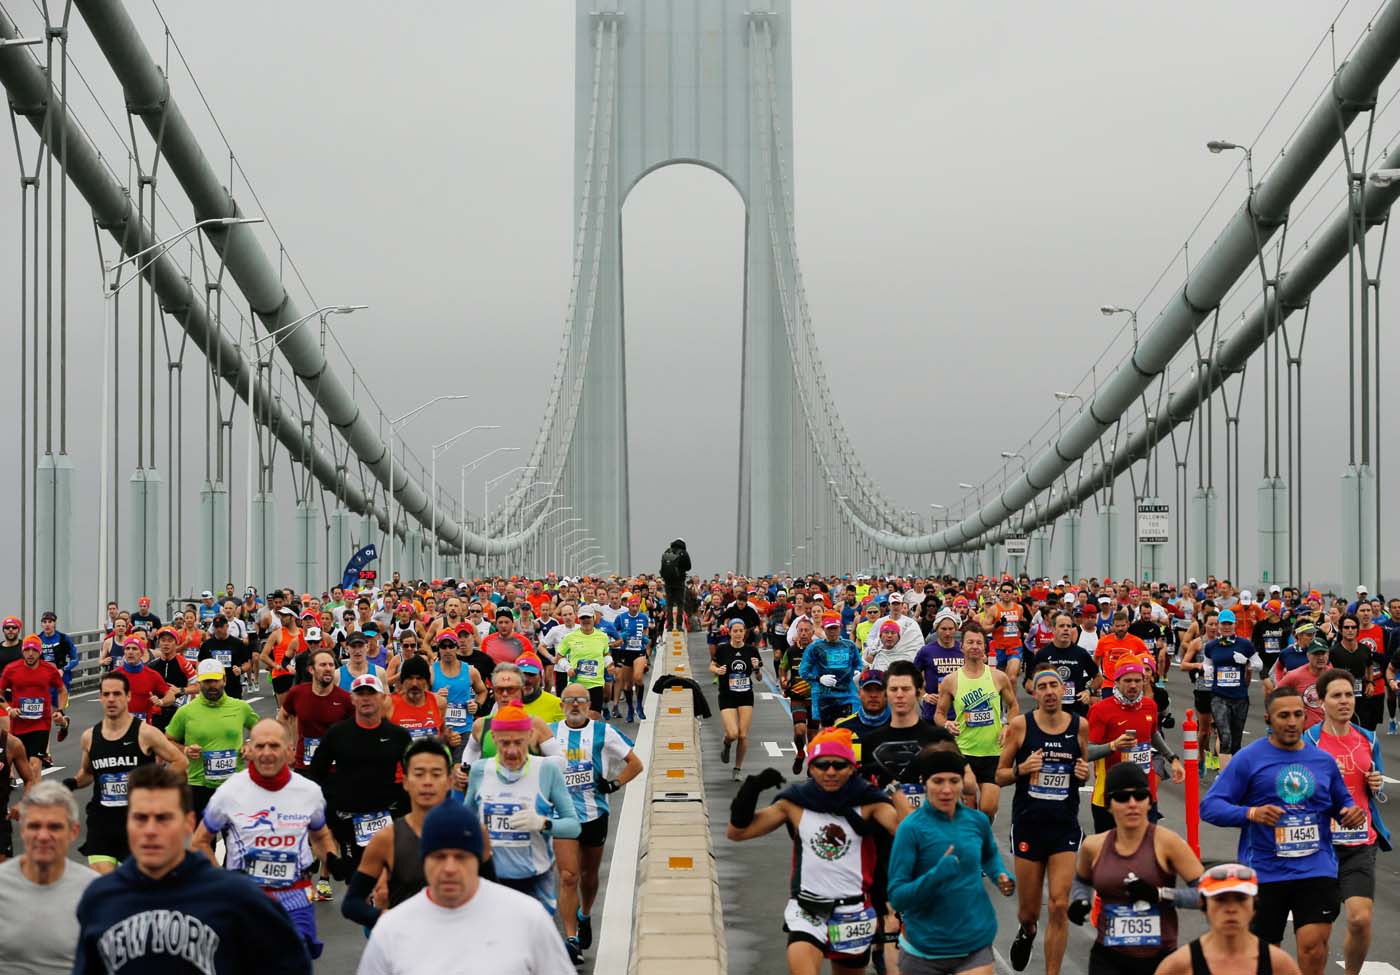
[61,777,79,792]
[326,851,353,883]
[595,777,622,795]
[729,768,786,829]
[1124,877,1159,904]
[1068,899,1091,926]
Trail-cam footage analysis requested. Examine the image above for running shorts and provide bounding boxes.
[995,647,1023,670]
[497,870,558,915]
[271,674,296,695]
[788,695,810,725]
[898,945,995,975]
[577,813,609,849]
[16,730,50,762]
[1253,876,1341,943]
[718,691,755,711]
[1336,842,1378,902]
[965,754,1000,786]
[1011,821,1082,862]
[783,898,875,968]
[79,809,131,863]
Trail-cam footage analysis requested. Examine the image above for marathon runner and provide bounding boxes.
[0,615,23,671]
[1088,663,1183,832]
[67,670,188,874]
[864,593,923,668]
[834,667,890,762]
[1178,610,1220,772]
[36,610,78,693]
[388,656,447,742]
[192,719,337,960]
[887,746,1016,975]
[306,673,410,872]
[1025,611,1099,717]
[1201,686,1366,975]
[1071,761,1204,975]
[72,764,312,974]
[982,580,1029,684]
[114,633,176,723]
[430,630,486,759]
[779,617,816,775]
[344,736,455,929]
[556,607,611,718]
[165,658,260,821]
[934,621,1020,820]
[998,665,1091,973]
[1303,669,1391,975]
[0,706,38,861]
[260,606,308,706]
[800,613,862,727]
[1204,609,1258,770]
[711,620,764,780]
[464,702,580,916]
[1272,630,1331,728]
[200,614,252,701]
[727,728,900,975]
[517,652,565,724]
[913,608,965,722]
[552,682,643,963]
[1154,864,1303,975]
[612,595,651,722]
[463,662,563,765]
[0,633,69,779]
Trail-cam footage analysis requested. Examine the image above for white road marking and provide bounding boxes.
[245,696,264,704]
[1382,775,1400,785]
[40,766,66,776]
[763,741,799,758]
[1335,963,1400,974]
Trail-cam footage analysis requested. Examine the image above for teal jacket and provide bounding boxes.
[1302,722,1392,851]
[887,800,1007,960]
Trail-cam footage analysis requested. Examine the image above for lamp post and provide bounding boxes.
[1206,139,1253,193]
[1100,305,1139,347]
[386,395,471,581]
[97,216,262,624]
[1369,168,1400,186]
[484,465,537,574]
[1053,390,1084,408]
[548,516,582,572]
[0,35,43,48]
[430,425,499,580]
[245,305,368,589]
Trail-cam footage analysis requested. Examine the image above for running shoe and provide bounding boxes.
[1010,923,1036,971]
[565,937,584,966]
[1389,719,1398,736]
[636,702,646,720]
[792,752,804,775]
[731,766,743,782]
[625,707,635,724]
[601,706,611,720]
[56,718,69,743]
[40,753,53,769]
[576,911,593,949]
[315,878,333,902]
[720,739,732,764]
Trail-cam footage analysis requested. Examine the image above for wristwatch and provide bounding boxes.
[541,819,552,834]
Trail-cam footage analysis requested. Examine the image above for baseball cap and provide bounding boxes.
[399,656,431,683]
[200,590,214,599]
[515,652,543,675]
[346,631,368,645]
[137,597,151,606]
[1104,760,1150,795]
[1238,590,1254,605]
[1269,585,1282,595]
[888,592,904,603]
[820,612,841,628]
[155,626,178,639]
[577,607,596,619]
[418,801,485,862]
[277,606,296,617]
[435,630,459,646]
[1199,863,1258,899]
[305,626,323,642]
[1358,585,1369,594]
[195,659,226,682]
[1218,609,1236,624]
[859,668,885,688]
[40,610,57,622]
[1097,595,1111,604]
[350,673,386,694]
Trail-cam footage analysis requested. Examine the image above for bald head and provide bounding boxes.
[561,682,591,725]
[247,718,293,776]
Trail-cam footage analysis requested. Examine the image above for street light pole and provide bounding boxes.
[97,216,262,624]
[430,424,500,580]
[387,395,471,580]
[483,465,537,575]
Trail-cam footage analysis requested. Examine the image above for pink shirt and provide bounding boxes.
[1275,664,1324,728]
[1312,724,1378,846]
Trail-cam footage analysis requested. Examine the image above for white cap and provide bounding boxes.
[1239,590,1254,605]
[1061,593,1076,604]
[1358,585,1369,594]
[200,589,214,599]
[1188,578,1198,587]
[888,592,903,603]
[934,608,961,626]
[195,659,226,682]
[577,607,596,619]
[305,626,323,642]
[1269,585,1282,594]
[350,673,386,694]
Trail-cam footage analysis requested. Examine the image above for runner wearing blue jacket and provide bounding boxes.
[800,613,862,727]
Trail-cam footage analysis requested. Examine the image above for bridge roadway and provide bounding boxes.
[42,682,630,973]
[687,633,1400,975]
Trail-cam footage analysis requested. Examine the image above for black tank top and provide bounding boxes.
[1011,711,1081,824]
[388,817,427,907]
[87,717,153,815]
[1189,937,1273,975]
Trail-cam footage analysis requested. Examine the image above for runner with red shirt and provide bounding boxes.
[0,635,68,779]
[389,656,446,742]
[113,637,176,724]
[1087,663,1183,833]
[278,648,354,770]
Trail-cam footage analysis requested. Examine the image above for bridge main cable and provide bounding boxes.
[846,0,1400,556]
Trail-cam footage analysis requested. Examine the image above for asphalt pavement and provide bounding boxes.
[16,678,634,974]
[690,632,1400,975]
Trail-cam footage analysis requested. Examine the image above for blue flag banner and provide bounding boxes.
[341,544,378,590]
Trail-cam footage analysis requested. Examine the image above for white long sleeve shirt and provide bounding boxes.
[863,614,923,668]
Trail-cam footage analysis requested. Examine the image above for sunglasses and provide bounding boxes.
[810,759,852,772]
[401,642,418,648]
[1204,863,1257,882]
[562,696,590,705]
[493,687,522,697]
[1109,788,1151,804]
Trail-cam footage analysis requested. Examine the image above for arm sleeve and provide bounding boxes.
[464,733,483,764]
[1198,755,1252,827]
[341,870,383,928]
[464,763,485,812]
[542,763,582,839]
[887,826,961,911]
[1151,729,1175,760]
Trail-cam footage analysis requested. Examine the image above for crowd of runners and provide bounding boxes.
[0,560,1395,974]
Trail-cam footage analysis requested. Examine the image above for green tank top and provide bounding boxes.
[953,666,1002,757]
[481,717,496,759]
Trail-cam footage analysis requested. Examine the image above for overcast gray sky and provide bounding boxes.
[2,1,1398,613]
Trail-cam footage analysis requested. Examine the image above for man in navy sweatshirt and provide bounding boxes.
[72,763,310,974]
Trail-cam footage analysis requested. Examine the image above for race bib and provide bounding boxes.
[97,772,129,808]
[774,623,787,636]
[130,712,148,723]
[483,801,528,846]
[1215,667,1241,689]
[564,761,594,791]
[1002,622,1018,638]
[444,705,470,728]
[1332,814,1370,847]
[405,725,435,741]
[1354,677,1365,695]
[827,905,878,954]
[1028,762,1071,801]
[1102,903,1162,947]
[964,706,994,728]
[301,737,321,764]
[1127,743,1152,772]
[627,636,643,651]
[576,659,600,680]
[728,673,752,693]
[16,697,44,721]
[352,810,391,847]
[246,848,299,887]
[203,748,237,781]
[898,782,924,809]
[1062,681,1076,699]
[1275,812,1320,858]
[213,649,233,667]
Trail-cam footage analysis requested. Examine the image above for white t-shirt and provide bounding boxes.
[201,770,327,887]
[542,623,578,673]
[357,882,574,975]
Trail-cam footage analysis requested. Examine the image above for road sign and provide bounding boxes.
[1005,534,1029,558]
[1137,502,1169,544]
